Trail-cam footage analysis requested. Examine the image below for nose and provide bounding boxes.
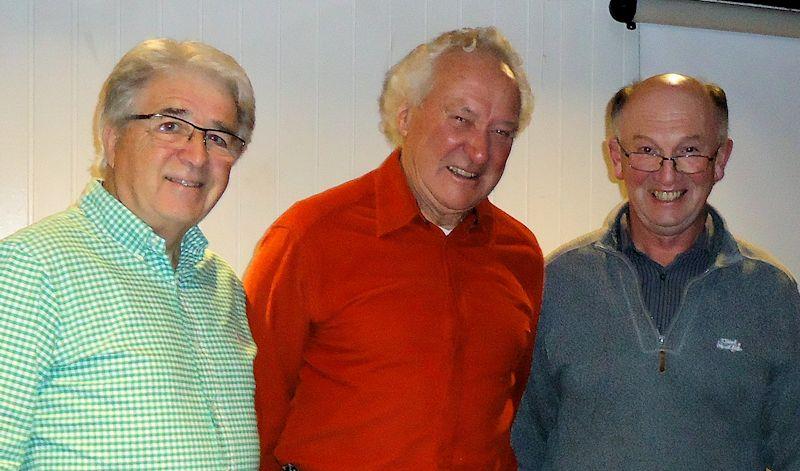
[653,157,679,183]
[180,129,210,166]
[466,130,489,164]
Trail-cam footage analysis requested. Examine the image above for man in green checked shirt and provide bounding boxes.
[0,39,259,469]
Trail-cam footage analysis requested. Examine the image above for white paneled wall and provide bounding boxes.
[0,0,638,275]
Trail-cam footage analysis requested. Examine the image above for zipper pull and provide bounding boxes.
[658,349,666,373]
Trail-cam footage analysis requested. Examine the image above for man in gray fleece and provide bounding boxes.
[512,73,800,470]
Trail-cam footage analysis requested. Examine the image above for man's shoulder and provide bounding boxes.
[732,237,798,289]
[273,170,376,235]
[0,206,87,255]
[198,248,242,282]
[486,203,540,249]
[546,228,607,266]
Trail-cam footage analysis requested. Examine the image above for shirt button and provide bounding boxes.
[659,273,666,281]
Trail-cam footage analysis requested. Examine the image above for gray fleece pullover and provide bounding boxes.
[512,204,800,470]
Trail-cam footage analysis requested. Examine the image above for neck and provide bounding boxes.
[628,213,706,267]
[162,230,186,269]
[420,206,465,231]
[403,177,466,231]
[166,240,180,268]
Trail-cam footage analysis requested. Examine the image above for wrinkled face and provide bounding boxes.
[397,50,521,228]
[609,79,732,242]
[103,69,239,242]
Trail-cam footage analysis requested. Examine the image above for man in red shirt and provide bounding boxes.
[244,26,543,470]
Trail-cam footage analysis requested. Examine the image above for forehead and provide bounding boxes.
[135,69,238,126]
[620,83,718,139]
[425,50,520,107]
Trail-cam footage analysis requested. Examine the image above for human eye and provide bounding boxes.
[155,118,186,134]
[492,128,514,139]
[205,131,230,149]
[678,145,702,156]
[636,145,656,155]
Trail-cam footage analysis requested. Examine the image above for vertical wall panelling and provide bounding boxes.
[162,0,202,40]
[460,0,496,27]
[119,0,159,51]
[32,0,74,221]
[318,0,356,191]
[622,24,640,87]
[238,0,281,269]
[425,0,459,39]
[522,0,546,239]
[389,0,426,65]
[0,1,30,238]
[559,3,594,242]
[352,0,392,176]
[277,0,319,212]
[525,0,564,252]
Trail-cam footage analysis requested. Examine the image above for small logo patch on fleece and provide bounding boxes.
[716,338,742,352]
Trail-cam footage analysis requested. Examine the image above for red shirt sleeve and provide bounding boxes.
[243,225,311,471]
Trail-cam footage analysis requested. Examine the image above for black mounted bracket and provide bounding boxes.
[609,0,638,30]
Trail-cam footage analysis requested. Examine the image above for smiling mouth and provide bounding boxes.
[447,166,478,179]
[652,190,685,202]
[166,176,203,188]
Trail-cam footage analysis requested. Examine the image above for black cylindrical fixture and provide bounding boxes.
[609,0,638,29]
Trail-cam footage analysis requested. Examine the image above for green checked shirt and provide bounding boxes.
[0,181,259,470]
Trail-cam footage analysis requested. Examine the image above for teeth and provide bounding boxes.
[166,176,202,188]
[653,190,683,202]
[447,166,478,179]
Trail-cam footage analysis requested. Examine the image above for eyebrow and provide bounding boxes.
[448,105,519,129]
[158,107,238,136]
[447,105,476,117]
[631,134,703,142]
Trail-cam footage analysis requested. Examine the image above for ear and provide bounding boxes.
[713,138,733,183]
[396,104,412,138]
[102,126,119,169]
[608,138,625,180]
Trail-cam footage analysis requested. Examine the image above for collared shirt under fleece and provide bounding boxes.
[511,203,800,470]
[244,151,544,470]
[619,211,715,333]
[0,181,259,470]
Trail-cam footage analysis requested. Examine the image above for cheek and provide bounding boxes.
[683,174,715,197]
[210,160,234,187]
[622,170,649,191]
[488,153,510,173]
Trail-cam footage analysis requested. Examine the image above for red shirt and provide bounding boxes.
[244,152,543,470]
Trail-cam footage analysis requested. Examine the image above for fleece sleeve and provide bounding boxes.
[765,279,800,471]
[511,294,559,471]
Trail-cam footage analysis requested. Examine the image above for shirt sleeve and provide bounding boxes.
[765,280,800,471]
[243,225,312,471]
[511,306,558,471]
[511,250,544,411]
[0,243,59,469]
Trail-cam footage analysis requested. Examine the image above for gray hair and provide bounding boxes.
[92,38,255,178]
[608,75,728,143]
[379,26,533,147]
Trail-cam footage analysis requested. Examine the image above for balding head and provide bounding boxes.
[609,73,728,144]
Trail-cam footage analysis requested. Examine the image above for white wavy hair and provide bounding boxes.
[379,26,533,147]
